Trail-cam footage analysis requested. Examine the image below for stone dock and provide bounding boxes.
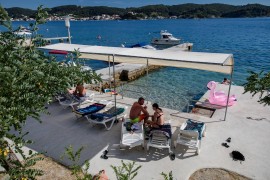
[86,63,161,91]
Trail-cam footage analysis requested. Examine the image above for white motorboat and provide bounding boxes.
[48,50,92,71]
[14,27,32,36]
[151,30,180,45]
[129,42,156,50]
[121,42,156,50]
[81,65,92,72]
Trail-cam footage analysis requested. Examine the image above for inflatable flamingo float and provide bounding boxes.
[207,81,237,106]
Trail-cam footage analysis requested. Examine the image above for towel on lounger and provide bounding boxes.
[184,119,205,140]
[75,103,106,115]
[150,124,172,138]
[90,107,125,121]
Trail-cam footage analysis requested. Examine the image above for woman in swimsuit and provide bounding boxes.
[149,103,165,128]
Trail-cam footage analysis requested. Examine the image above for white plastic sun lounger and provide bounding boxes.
[146,124,172,154]
[87,105,128,130]
[174,119,206,155]
[73,100,112,120]
[120,119,144,149]
[56,93,95,110]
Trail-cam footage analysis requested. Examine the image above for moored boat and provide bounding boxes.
[121,42,156,50]
[49,50,92,71]
[13,27,32,36]
[151,30,180,45]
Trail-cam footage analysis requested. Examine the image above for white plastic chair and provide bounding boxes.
[174,120,206,155]
[56,93,79,109]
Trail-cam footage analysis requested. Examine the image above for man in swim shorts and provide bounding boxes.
[129,97,149,123]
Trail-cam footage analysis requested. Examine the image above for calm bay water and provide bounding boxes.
[8,18,270,110]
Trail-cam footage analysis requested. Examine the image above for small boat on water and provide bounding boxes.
[48,50,92,71]
[128,42,156,50]
[14,27,32,36]
[121,30,192,51]
[121,42,156,50]
[151,30,180,45]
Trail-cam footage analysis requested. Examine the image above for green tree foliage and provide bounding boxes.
[168,3,200,16]
[62,145,92,180]
[161,171,174,180]
[0,5,101,179]
[222,4,270,17]
[131,4,169,17]
[3,148,44,179]
[62,146,143,180]
[121,13,139,20]
[111,160,142,180]
[0,6,11,29]
[49,5,124,17]
[5,7,36,19]
[244,71,270,105]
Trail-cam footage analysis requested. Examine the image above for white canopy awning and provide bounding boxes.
[40,43,234,74]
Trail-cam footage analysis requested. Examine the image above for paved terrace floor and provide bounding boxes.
[22,84,270,180]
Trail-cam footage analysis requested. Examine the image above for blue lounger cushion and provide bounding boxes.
[184,119,205,140]
[90,107,125,121]
[75,103,106,116]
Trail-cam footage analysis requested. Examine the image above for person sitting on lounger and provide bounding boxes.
[129,97,149,123]
[148,103,165,128]
[73,83,86,97]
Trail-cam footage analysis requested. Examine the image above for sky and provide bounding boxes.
[0,0,269,9]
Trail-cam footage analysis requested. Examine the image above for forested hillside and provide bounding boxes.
[4,3,270,19]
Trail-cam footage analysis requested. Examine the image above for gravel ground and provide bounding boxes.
[0,155,77,180]
[32,155,77,180]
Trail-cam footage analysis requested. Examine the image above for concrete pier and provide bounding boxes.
[86,63,161,91]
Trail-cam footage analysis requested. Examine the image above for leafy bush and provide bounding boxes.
[0,5,101,179]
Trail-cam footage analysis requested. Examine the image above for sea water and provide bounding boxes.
[7,18,270,110]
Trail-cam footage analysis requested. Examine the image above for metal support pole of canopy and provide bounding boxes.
[108,55,112,96]
[113,55,116,110]
[224,61,234,121]
[64,16,72,44]
[146,59,149,104]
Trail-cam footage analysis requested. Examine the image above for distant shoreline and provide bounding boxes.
[5,3,270,21]
[10,16,270,22]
